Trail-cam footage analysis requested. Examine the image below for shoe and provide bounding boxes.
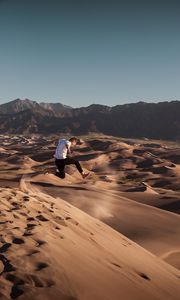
[82,172,90,179]
[55,171,65,179]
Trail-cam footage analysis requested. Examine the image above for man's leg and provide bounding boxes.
[64,157,83,174]
[55,159,66,178]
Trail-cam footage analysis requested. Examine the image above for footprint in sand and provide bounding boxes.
[35,239,46,247]
[35,262,48,271]
[23,230,33,237]
[27,217,35,221]
[55,226,60,230]
[10,285,24,299]
[0,254,16,273]
[111,262,122,269]
[135,271,150,281]
[13,214,20,219]
[23,196,29,202]
[55,216,67,226]
[27,223,37,228]
[11,202,21,210]
[23,223,37,237]
[11,192,17,197]
[122,238,132,246]
[65,216,79,225]
[0,221,8,225]
[36,214,49,222]
[0,243,11,253]
[12,238,25,245]
[6,273,25,286]
[20,212,28,217]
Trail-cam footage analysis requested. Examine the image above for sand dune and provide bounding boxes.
[30,173,180,260]
[0,134,180,299]
[0,186,180,300]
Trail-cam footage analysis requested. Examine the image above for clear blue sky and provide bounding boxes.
[0,0,180,107]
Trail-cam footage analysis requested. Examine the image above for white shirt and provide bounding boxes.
[54,139,71,159]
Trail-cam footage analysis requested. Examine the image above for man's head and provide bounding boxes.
[69,137,78,146]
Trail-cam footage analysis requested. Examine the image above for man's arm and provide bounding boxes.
[66,141,72,156]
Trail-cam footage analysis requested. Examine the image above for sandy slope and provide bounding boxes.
[0,185,180,300]
[0,135,180,299]
[28,173,180,267]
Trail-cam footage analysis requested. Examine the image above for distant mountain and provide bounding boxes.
[0,99,180,140]
[0,98,71,116]
[0,98,41,114]
[40,102,72,115]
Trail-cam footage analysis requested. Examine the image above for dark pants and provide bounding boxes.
[55,157,83,179]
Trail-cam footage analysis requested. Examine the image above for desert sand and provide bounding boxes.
[0,134,180,299]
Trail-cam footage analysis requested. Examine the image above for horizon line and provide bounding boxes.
[0,97,180,108]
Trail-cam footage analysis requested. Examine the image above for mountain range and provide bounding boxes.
[0,98,179,140]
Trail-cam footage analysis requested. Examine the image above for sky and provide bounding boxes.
[0,0,180,107]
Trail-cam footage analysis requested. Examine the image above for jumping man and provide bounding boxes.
[54,137,89,179]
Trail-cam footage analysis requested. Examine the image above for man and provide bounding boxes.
[54,137,89,179]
